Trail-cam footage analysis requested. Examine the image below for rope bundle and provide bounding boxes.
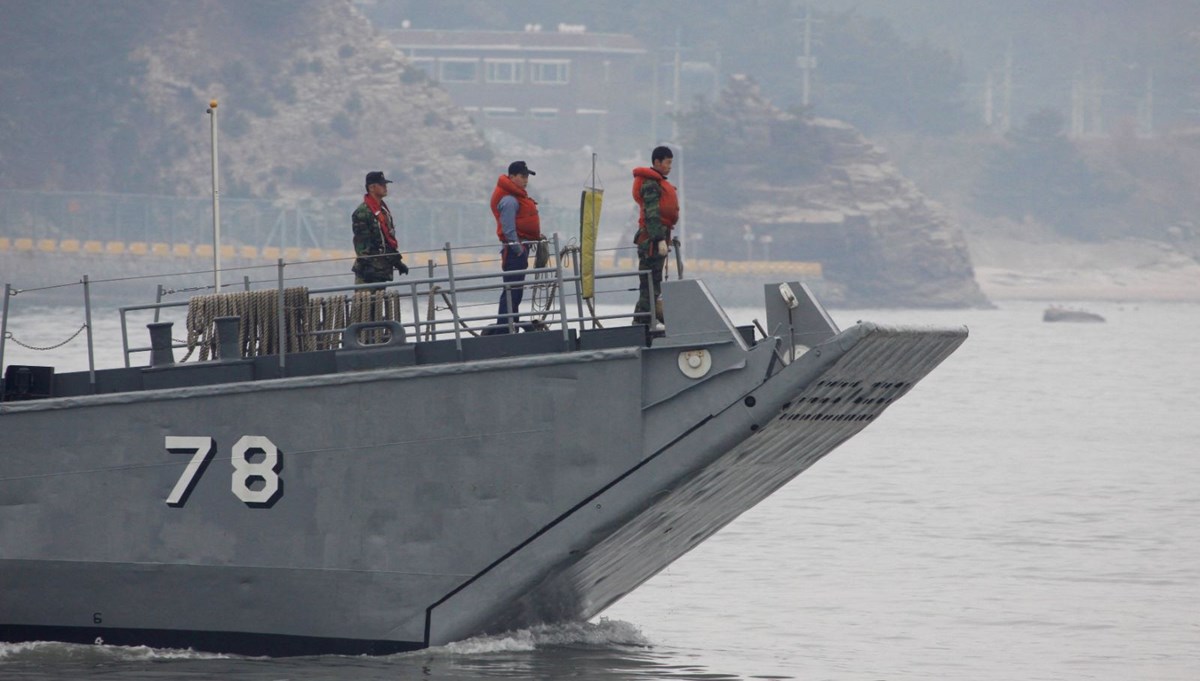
[184,288,405,360]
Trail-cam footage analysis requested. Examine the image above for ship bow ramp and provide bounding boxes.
[425,280,967,645]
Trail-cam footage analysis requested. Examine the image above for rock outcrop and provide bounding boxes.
[683,76,988,307]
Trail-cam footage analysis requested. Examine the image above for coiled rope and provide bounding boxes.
[183,288,405,360]
[529,239,585,325]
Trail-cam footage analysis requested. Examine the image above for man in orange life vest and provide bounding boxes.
[351,171,408,285]
[485,161,541,334]
[631,146,679,327]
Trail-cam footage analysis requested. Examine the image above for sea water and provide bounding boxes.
[2,300,1197,680]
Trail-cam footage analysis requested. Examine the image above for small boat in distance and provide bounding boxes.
[1043,306,1106,323]
[0,237,967,656]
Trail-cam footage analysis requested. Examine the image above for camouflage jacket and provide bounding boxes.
[351,200,402,282]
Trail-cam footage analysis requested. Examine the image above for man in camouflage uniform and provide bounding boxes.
[631,146,679,327]
[352,171,408,286]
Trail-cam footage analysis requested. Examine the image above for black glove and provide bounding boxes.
[395,259,409,276]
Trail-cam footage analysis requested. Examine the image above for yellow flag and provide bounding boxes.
[579,187,603,299]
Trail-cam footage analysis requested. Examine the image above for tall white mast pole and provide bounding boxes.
[207,99,221,292]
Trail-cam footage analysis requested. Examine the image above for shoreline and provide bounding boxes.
[975,269,1200,303]
[969,236,1200,303]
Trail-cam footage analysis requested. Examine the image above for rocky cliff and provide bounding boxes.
[682,76,987,308]
[0,0,492,200]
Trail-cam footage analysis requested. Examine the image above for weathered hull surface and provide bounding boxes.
[0,280,966,655]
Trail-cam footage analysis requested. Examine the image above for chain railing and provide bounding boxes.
[3,324,88,351]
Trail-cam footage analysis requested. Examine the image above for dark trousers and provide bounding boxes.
[496,246,529,328]
[634,251,665,323]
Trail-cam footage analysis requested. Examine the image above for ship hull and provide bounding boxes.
[0,280,966,654]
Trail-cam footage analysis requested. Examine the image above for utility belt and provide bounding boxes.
[352,250,402,281]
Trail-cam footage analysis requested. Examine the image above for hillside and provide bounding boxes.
[882,128,1200,302]
[679,77,987,308]
[0,0,492,200]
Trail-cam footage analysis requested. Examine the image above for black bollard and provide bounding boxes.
[147,322,175,367]
[215,316,242,361]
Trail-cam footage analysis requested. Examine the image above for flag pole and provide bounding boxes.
[206,99,221,292]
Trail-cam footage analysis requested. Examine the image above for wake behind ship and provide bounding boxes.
[0,241,966,656]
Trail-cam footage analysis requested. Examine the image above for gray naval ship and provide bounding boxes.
[0,241,967,656]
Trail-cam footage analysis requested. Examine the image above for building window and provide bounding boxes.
[439,59,479,83]
[530,108,559,120]
[529,60,570,85]
[483,107,524,119]
[409,57,436,79]
[485,59,524,84]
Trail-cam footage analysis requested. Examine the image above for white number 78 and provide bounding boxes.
[165,435,282,507]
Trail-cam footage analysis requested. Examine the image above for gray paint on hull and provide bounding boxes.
[0,279,968,654]
[1,349,644,644]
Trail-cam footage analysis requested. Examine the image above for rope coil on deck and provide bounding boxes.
[183,288,406,360]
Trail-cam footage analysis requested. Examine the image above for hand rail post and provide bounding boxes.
[409,280,421,342]
[0,284,11,401]
[83,275,96,391]
[277,258,286,373]
[569,243,585,336]
[503,248,516,334]
[426,259,437,341]
[553,233,570,345]
[120,306,131,369]
[444,243,462,356]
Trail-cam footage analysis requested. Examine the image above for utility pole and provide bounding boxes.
[984,72,994,128]
[675,143,685,248]
[1000,41,1013,133]
[1089,70,1103,136]
[1070,74,1084,138]
[651,52,659,145]
[1139,67,1154,137]
[671,28,682,142]
[799,0,814,107]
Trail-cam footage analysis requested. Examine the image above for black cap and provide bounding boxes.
[365,171,393,186]
[507,161,535,176]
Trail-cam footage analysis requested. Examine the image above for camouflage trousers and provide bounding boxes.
[633,251,665,324]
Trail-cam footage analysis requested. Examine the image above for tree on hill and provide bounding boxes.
[807,10,972,135]
[675,75,831,184]
[975,108,1116,239]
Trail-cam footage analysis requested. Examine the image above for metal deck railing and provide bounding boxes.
[1,235,660,399]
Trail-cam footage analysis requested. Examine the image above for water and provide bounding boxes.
[2,300,1198,680]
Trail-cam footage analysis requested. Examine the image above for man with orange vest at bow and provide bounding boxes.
[631,146,679,327]
[351,171,408,286]
[485,161,541,334]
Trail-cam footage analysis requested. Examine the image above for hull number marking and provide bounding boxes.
[165,435,283,507]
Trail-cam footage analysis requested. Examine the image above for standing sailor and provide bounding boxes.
[486,161,541,333]
[352,171,408,286]
[631,146,679,328]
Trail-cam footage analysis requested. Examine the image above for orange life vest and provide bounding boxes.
[632,167,679,244]
[490,175,541,242]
